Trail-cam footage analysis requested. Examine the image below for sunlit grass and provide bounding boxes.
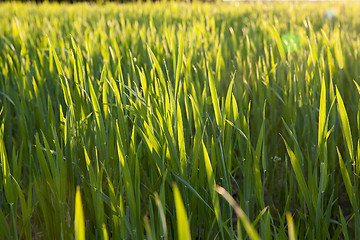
[1,1,360,239]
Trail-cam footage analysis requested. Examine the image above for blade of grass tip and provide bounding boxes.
[336,86,354,161]
[75,186,85,240]
[286,212,296,240]
[336,148,356,210]
[318,77,327,148]
[12,176,28,231]
[225,120,247,140]
[265,22,285,63]
[83,147,96,196]
[224,75,235,120]
[353,80,360,96]
[9,203,18,240]
[215,45,222,82]
[216,185,260,240]
[102,224,109,240]
[282,136,313,214]
[282,119,304,167]
[252,206,268,227]
[171,171,213,211]
[148,197,157,240]
[207,64,222,129]
[173,184,191,240]
[354,80,360,174]
[307,37,318,67]
[339,207,350,240]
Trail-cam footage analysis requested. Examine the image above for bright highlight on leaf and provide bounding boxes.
[173,184,191,240]
[286,212,296,240]
[75,186,85,240]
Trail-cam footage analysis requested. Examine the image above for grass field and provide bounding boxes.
[1,2,360,239]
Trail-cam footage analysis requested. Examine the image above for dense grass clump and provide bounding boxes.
[1,2,360,239]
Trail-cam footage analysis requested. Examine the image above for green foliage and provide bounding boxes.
[0,1,360,239]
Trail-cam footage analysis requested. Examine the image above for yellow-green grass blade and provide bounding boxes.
[266,23,285,63]
[336,86,354,161]
[336,148,356,211]
[173,184,191,240]
[318,77,327,148]
[286,212,296,240]
[102,224,109,240]
[207,64,222,129]
[202,141,224,239]
[75,186,85,240]
[224,76,235,120]
[216,185,260,240]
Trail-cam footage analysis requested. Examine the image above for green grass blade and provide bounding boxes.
[282,137,313,213]
[202,141,224,239]
[339,207,349,240]
[336,86,354,160]
[216,185,260,240]
[336,148,356,210]
[173,184,191,240]
[207,64,222,129]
